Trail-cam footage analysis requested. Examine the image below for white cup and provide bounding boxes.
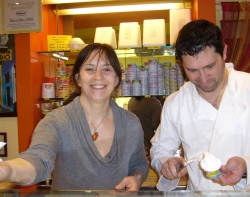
[42,83,55,98]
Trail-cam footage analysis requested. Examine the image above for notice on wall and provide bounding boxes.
[0,1,3,34]
[47,35,72,51]
[1,0,42,34]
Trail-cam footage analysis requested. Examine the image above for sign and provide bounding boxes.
[0,49,12,61]
[47,35,72,51]
[0,1,2,34]
[1,0,42,34]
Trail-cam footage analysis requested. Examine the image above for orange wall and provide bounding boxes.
[192,0,216,23]
[15,5,63,152]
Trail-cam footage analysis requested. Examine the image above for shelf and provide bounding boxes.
[38,46,175,59]
[118,95,168,97]
[39,98,65,101]
[0,112,17,117]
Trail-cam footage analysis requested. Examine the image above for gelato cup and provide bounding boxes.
[200,152,221,179]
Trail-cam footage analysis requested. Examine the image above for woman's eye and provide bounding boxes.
[103,68,111,72]
[85,67,94,72]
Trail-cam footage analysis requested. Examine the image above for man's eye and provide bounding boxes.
[206,65,214,69]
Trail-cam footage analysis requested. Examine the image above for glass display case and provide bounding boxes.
[38,46,182,110]
[1,189,250,197]
[38,46,181,98]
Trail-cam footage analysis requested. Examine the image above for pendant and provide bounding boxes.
[92,132,98,141]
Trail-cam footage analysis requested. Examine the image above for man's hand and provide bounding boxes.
[161,157,188,180]
[213,156,246,186]
[115,175,141,191]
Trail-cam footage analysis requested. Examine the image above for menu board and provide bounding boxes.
[1,0,42,34]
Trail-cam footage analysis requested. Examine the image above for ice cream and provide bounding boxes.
[200,152,221,179]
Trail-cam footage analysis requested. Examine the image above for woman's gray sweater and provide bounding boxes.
[19,97,149,190]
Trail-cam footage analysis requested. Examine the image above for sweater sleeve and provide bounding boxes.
[126,112,149,182]
[17,109,62,184]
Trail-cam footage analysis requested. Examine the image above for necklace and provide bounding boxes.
[86,108,109,141]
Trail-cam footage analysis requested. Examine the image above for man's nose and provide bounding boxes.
[199,70,208,83]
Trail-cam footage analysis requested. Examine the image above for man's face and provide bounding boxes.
[182,46,226,93]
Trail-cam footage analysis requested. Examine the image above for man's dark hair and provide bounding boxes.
[175,19,225,61]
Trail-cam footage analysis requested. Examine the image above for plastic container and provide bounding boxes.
[68,37,85,52]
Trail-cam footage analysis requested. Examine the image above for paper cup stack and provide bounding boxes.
[42,83,55,98]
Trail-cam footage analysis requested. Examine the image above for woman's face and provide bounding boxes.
[75,50,119,102]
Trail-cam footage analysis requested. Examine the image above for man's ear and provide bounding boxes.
[223,44,227,61]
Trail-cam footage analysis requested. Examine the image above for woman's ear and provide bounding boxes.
[75,74,81,87]
[114,76,119,87]
[223,44,227,61]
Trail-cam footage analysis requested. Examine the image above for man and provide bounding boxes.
[128,96,162,156]
[150,19,250,191]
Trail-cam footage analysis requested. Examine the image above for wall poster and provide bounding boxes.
[0,34,17,117]
[0,132,7,157]
[1,0,42,34]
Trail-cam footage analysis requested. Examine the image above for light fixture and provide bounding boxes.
[115,49,138,58]
[52,53,69,60]
[42,0,106,4]
[54,3,186,15]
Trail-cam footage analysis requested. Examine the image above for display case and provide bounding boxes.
[1,189,250,197]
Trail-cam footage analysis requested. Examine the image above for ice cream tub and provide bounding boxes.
[203,169,221,179]
[200,152,221,179]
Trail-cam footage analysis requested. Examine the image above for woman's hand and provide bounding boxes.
[115,175,141,191]
[0,158,36,185]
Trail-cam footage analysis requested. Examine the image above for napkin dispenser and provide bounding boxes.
[94,27,117,49]
[118,22,141,48]
[143,19,166,47]
[170,9,191,46]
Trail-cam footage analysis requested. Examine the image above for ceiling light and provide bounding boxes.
[55,3,185,15]
[42,0,106,4]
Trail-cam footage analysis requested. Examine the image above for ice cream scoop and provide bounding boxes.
[177,153,203,172]
[200,152,221,179]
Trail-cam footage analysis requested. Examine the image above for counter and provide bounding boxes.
[141,168,188,190]
[1,189,250,196]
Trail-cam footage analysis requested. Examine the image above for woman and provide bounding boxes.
[0,43,149,191]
